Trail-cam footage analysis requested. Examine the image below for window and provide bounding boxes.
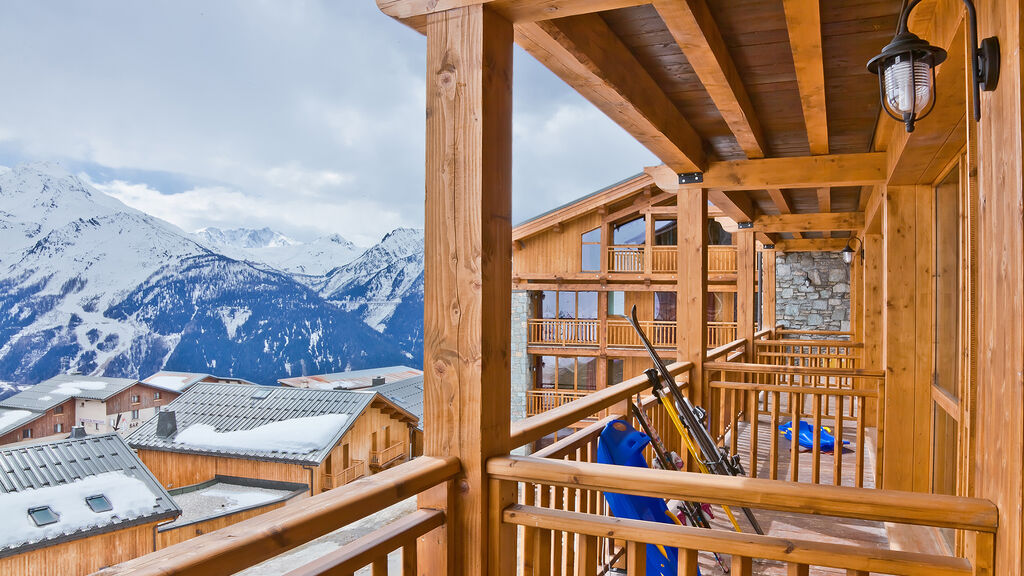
[536,356,598,391]
[28,506,59,527]
[154,405,161,413]
[22,428,32,439]
[608,358,624,387]
[581,228,601,271]
[654,219,677,246]
[54,423,64,434]
[577,292,598,320]
[608,291,625,317]
[54,405,63,415]
[131,394,141,404]
[654,292,677,322]
[251,388,272,400]
[85,494,113,513]
[613,217,645,245]
[538,291,598,320]
[558,292,576,319]
[154,392,161,400]
[540,291,557,319]
[131,410,140,420]
[94,423,100,431]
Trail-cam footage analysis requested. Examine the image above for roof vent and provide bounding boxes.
[156,410,177,438]
[67,426,88,439]
[371,376,385,386]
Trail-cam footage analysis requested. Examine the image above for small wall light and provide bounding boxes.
[868,0,999,132]
[841,237,864,265]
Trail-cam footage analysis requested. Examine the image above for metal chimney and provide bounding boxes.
[155,411,177,438]
[371,376,386,386]
[67,426,88,439]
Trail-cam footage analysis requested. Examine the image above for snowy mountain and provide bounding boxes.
[0,163,420,385]
[194,227,364,276]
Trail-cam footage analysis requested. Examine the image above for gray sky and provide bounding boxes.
[0,1,657,246]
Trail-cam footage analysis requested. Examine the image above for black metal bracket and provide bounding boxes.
[678,172,704,185]
[737,221,754,229]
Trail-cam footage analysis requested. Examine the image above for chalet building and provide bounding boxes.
[0,433,179,576]
[370,374,425,457]
[141,371,256,394]
[126,383,419,494]
[277,365,423,389]
[103,1,1024,575]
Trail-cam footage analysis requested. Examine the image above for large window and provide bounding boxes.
[581,228,601,271]
[536,356,598,391]
[608,291,625,317]
[538,291,598,320]
[654,292,677,322]
[613,217,645,245]
[654,219,677,246]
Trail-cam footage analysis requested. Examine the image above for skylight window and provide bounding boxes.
[85,494,113,513]
[251,388,272,400]
[28,506,59,526]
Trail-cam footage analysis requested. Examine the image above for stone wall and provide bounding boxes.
[775,252,851,332]
[510,291,530,454]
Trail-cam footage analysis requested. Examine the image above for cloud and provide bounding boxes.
[0,1,660,241]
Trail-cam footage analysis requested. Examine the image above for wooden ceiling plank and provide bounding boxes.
[767,188,803,239]
[775,238,849,252]
[653,0,766,159]
[701,152,886,190]
[781,0,828,155]
[516,16,707,172]
[377,0,648,22]
[817,187,831,238]
[754,212,865,233]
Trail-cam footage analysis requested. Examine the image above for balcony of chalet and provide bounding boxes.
[96,0,1018,575]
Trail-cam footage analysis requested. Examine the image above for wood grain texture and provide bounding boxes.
[701,153,886,190]
[377,0,647,22]
[423,6,515,575]
[781,0,828,155]
[678,187,709,404]
[754,212,864,233]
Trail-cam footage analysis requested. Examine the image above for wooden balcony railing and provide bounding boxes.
[370,441,407,470]
[607,319,676,348]
[607,245,643,272]
[526,318,600,346]
[526,389,591,418]
[95,456,459,576]
[607,244,738,274]
[706,321,738,348]
[338,459,365,485]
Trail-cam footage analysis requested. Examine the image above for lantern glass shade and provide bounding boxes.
[881,55,934,116]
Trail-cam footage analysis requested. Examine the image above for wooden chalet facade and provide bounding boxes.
[126,384,419,495]
[102,0,1024,575]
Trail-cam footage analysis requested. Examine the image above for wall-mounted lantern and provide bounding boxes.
[868,0,999,133]
[841,237,864,265]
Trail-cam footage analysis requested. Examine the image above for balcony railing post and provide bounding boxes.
[424,5,515,575]
[677,186,708,405]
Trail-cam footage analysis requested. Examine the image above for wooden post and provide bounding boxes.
[761,247,777,333]
[645,213,654,275]
[677,187,708,404]
[862,233,882,422]
[737,230,756,354]
[423,6,515,575]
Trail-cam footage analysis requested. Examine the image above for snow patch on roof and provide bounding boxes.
[173,414,350,455]
[144,375,195,393]
[0,409,37,433]
[0,471,160,552]
[52,381,109,396]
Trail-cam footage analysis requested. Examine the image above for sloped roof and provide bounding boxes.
[127,384,385,466]
[0,408,45,438]
[0,433,179,557]
[141,371,257,394]
[0,374,138,412]
[373,375,424,431]
[277,365,423,390]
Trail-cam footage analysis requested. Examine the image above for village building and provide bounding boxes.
[0,433,179,576]
[141,371,255,394]
[127,383,419,494]
[369,374,425,457]
[277,365,422,390]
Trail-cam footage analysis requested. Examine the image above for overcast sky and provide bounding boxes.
[0,1,657,246]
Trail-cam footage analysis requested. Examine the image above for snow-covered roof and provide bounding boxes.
[277,365,422,389]
[0,408,45,438]
[0,374,138,412]
[161,476,307,530]
[0,433,179,557]
[372,375,424,431]
[126,384,385,465]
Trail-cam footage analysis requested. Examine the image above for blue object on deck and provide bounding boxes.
[779,419,850,451]
[597,419,688,576]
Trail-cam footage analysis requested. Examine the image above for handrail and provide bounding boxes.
[283,509,445,576]
[704,337,746,362]
[530,413,621,460]
[487,456,998,532]
[709,380,880,398]
[754,327,773,339]
[757,338,864,348]
[510,361,691,448]
[95,456,460,576]
[503,505,973,576]
[704,361,885,378]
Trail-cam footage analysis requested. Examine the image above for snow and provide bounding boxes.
[0,408,37,432]
[0,471,161,552]
[201,487,281,509]
[144,375,196,393]
[52,381,109,396]
[173,414,351,455]
[166,482,292,527]
[38,395,52,401]
[219,307,252,339]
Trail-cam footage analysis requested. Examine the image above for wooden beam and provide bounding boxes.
[378,0,647,23]
[516,16,706,172]
[708,189,755,223]
[753,212,864,233]
[604,190,675,224]
[817,187,831,238]
[701,153,886,190]
[653,0,766,158]
[423,6,514,574]
[774,238,848,252]
[737,230,756,350]
[678,187,708,404]
[767,188,804,239]
[781,0,828,155]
